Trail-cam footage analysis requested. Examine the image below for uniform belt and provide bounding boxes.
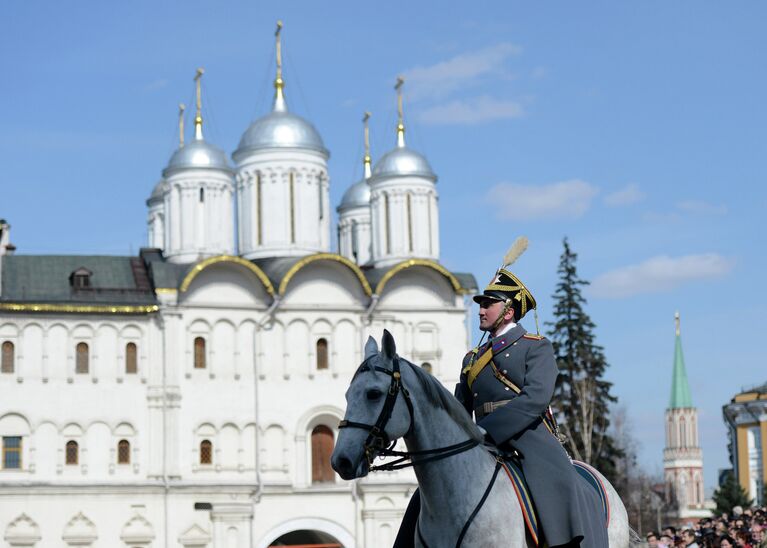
[474,399,512,420]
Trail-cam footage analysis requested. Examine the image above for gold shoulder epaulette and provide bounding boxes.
[522,333,544,340]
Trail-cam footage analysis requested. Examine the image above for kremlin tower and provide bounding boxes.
[663,312,710,523]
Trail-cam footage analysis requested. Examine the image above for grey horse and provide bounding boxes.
[332,331,630,547]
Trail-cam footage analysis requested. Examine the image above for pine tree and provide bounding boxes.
[712,472,753,515]
[547,237,622,481]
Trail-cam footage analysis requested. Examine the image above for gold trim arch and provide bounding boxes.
[179,255,275,296]
[278,253,373,297]
[375,259,466,296]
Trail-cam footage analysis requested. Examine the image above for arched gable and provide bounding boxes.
[377,267,455,308]
[179,255,274,306]
[375,259,465,296]
[278,253,372,300]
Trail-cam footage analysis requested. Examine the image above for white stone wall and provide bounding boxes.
[0,260,469,547]
[369,175,438,268]
[236,149,330,259]
[337,205,372,266]
[664,407,706,513]
[147,200,165,250]
[163,168,236,264]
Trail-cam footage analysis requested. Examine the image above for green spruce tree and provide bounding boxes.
[547,237,622,481]
[712,472,753,515]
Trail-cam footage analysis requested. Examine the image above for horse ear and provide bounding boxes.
[381,329,397,360]
[363,336,379,360]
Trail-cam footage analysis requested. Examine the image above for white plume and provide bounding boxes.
[502,236,529,267]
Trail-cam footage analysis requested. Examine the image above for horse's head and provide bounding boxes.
[332,330,414,480]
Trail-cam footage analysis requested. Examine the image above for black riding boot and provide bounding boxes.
[393,489,421,548]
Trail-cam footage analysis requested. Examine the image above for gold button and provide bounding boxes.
[505,353,510,357]
[502,370,508,374]
[505,387,510,391]
[474,393,478,397]
[513,342,518,346]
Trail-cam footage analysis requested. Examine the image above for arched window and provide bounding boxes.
[194,337,206,369]
[1,341,14,373]
[351,219,359,260]
[311,425,335,483]
[117,439,130,464]
[384,193,391,254]
[125,342,137,374]
[256,171,263,245]
[421,362,432,374]
[200,440,212,465]
[316,339,329,370]
[407,192,414,252]
[76,342,89,374]
[65,441,78,465]
[289,171,296,244]
[679,416,686,447]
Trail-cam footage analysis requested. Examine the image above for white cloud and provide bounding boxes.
[403,43,521,102]
[590,254,734,299]
[142,78,169,92]
[603,183,645,207]
[485,179,599,221]
[676,200,728,216]
[418,95,524,125]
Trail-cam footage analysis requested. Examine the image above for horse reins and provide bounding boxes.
[338,356,480,471]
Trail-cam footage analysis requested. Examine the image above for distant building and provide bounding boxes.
[723,382,767,506]
[663,313,711,523]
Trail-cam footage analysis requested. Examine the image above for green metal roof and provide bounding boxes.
[1,255,156,305]
[669,327,693,409]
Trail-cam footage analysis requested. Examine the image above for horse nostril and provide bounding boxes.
[334,456,353,477]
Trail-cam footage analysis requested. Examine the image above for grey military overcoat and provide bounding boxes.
[455,324,609,548]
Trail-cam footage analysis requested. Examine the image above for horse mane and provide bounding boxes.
[401,357,484,442]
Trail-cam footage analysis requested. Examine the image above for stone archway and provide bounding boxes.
[269,529,342,547]
[258,518,354,548]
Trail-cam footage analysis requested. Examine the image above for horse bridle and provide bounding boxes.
[338,355,415,466]
[338,356,479,471]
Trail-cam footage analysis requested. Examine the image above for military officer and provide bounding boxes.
[455,266,608,548]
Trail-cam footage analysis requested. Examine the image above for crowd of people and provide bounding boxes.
[645,507,767,548]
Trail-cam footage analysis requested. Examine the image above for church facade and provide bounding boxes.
[0,28,476,548]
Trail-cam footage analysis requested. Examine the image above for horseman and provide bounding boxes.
[394,238,608,547]
[453,238,608,548]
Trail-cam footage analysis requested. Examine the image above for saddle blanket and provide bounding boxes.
[501,458,610,547]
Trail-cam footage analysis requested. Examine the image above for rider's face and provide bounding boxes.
[478,298,513,332]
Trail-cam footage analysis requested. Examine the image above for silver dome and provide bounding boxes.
[147,179,167,205]
[371,146,436,180]
[163,138,232,176]
[338,179,371,212]
[234,110,328,160]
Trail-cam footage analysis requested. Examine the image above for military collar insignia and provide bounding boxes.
[491,325,527,353]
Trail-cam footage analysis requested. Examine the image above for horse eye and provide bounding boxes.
[366,389,383,401]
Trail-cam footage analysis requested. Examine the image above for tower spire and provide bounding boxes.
[178,103,186,148]
[395,76,405,147]
[273,20,287,112]
[194,68,205,140]
[670,311,692,408]
[363,111,372,179]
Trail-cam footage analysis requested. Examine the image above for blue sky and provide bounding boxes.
[1,2,765,490]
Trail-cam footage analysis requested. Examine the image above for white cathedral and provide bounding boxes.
[0,26,477,548]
